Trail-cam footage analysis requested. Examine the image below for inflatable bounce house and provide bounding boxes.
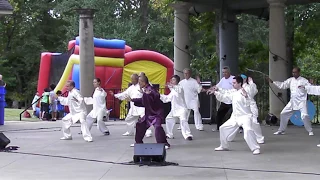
[37,37,173,119]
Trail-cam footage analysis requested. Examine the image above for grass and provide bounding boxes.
[4,108,41,122]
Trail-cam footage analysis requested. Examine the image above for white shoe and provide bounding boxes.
[122,132,133,136]
[258,141,265,144]
[317,144,320,147]
[130,143,135,147]
[214,146,228,151]
[198,128,204,131]
[212,129,218,132]
[253,149,260,155]
[165,145,170,150]
[273,131,285,135]
[60,137,72,140]
[309,132,314,136]
[166,134,174,139]
[177,127,181,130]
[85,139,93,142]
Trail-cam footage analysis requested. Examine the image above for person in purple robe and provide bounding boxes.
[126,75,170,149]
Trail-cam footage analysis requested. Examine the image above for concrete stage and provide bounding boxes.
[0,120,320,180]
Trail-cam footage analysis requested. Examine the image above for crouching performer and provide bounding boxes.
[126,75,170,149]
[208,76,260,155]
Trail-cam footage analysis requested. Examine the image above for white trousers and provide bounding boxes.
[87,111,109,134]
[165,111,192,139]
[227,116,264,143]
[219,115,260,151]
[125,114,152,136]
[188,107,203,130]
[278,104,312,132]
[62,114,92,141]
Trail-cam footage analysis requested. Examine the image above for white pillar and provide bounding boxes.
[172,2,191,78]
[77,9,95,112]
[219,22,239,78]
[268,0,288,117]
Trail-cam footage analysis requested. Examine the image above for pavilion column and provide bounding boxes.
[172,2,191,78]
[77,9,95,112]
[268,0,288,117]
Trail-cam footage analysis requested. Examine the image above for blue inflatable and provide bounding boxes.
[72,64,80,89]
[75,37,126,49]
[290,100,316,126]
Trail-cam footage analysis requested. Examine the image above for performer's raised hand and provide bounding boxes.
[166,82,173,88]
[266,76,273,83]
[248,77,253,83]
[241,88,248,98]
[196,75,201,84]
[145,88,151,94]
[206,89,214,95]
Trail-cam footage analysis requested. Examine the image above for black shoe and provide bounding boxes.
[104,131,110,135]
[187,136,193,141]
[78,132,82,135]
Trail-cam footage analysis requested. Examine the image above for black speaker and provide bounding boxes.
[133,143,166,163]
[0,133,10,149]
[265,113,278,125]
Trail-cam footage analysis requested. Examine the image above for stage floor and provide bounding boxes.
[0,120,320,180]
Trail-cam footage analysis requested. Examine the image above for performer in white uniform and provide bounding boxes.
[160,75,193,140]
[84,78,110,135]
[208,76,261,155]
[267,67,314,136]
[226,74,264,144]
[179,68,203,131]
[299,84,320,147]
[110,73,152,137]
[57,80,93,142]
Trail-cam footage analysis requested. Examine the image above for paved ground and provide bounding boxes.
[0,120,320,180]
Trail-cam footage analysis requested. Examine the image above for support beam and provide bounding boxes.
[172,2,191,78]
[219,12,239,78]
[268,0,288,117]
[77,9,95,111]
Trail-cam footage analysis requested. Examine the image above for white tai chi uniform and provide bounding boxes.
[227,82,264,143]
[273,76,313,134]
[84,87,110,134]
[58,88,93,142]
[160,85,193,139]
[214,89,260,152]
[179,78,203,130]
[32,94,40,111]
[114,83,152,136]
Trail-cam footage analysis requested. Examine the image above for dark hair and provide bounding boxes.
[56,90,62,95]
[233,76,243,86]
[50,84,56,90]
[67,80,75,87]
[44,88,50,92]
[293,67,301,72]
[94,78,101,83]
[139,75,149,84]
[171,75,180,83]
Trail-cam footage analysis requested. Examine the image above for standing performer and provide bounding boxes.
[227,74,264,144]
[211,66,234,132]
[179,68,203,131]
[160,75,193,140]
[127,75,170,149]
[57,80,93,142]
[208,76,261,155]
[299,84,320,147]
[84,78,110,135]
[110,74,152,137]
[267,67,314,136]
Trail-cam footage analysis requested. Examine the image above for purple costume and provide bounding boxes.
[132,84,170,146]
